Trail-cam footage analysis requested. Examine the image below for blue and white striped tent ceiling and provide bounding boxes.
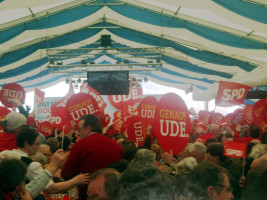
[0,0,266,101]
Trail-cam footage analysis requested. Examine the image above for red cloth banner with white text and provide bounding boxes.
[80,83,107,113]
[154,93,192,154]
[0,83,26,108]
[216,81,252,107]
[34,87,45,105]
[224,141,247,158]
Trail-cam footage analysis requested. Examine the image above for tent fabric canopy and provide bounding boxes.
[0,0,266,102]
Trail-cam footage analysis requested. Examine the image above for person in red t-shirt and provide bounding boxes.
[234,124,260,143]
[195,124,220,145]
[61,114,123,200]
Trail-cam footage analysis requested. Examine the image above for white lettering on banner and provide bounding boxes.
[38,107,51,114]
[141,110,155,118]
[160,120,188,137]
[225,149,243,157]
[134,122,143,137]
[112,89,140,103]
[247,113,253,124]
[222,88,245,101]
[51,116,61,124]
[41,126,52,134]
[215,115,223,125]
[3,89,23,99]
[233,113,242,125]
[70,105,96,120]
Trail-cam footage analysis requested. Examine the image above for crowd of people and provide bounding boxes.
[0,100,266,200]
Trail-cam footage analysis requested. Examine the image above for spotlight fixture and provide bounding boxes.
[89,61,95,64]
[116,60,121,64]
[65,78,70,84]
[138,78,143,82]
[124,59,129,63]
[147,59,153,63]
[72,80,76,83]
[132,77,137,82]
[132,83,136,88]
[77,78,82,83]
[49,60,55,65]
[81,59,87,64]
[156,57,161,63]
[83,79,87,83]
[56,61,63,65]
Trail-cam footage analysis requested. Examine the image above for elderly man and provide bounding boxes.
[61,114,123,199]
[87,168,120,200]
[196,124,220,145]
[192,162,234,200]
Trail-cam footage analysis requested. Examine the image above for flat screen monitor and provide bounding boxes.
[87,71,129,95]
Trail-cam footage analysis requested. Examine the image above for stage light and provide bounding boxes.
[74,84,79,89]
[81,59,87,64]
[49,60,55,65]
[72,80,76,83]
[77,78,82,83]
[56,61,63,65]
[138,78,143,82]
[116,60,121,64]
[89,61,95,64]
[132,77,137,82]
[124,59,129,63]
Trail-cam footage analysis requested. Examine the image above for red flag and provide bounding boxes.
[80,82,107,113]
[224,141,247,158]
[216,81,252,107]
[34,87,45,105]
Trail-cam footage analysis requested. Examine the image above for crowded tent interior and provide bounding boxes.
[0,0,267,200]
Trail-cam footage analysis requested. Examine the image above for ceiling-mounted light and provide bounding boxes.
[65,78,70,84]
[49,60,55,65]
[116,60,121,64]
[124,59,129,63]
[89,61,95,64]
[132,77,137,82]
[147,59,153,67]
[77,78,82,83]
[74,84,79,89]
[144,77,148,82]
[156,57,161,63]
[72,80,76,83]
[81,59,87,64]
[56,61,63,65]
[138,78,143,82]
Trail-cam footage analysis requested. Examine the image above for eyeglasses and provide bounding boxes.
[215,184,233,193]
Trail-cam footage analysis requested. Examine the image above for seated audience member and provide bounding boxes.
[0,112,27,152]
[192,142,206,163]
[192,162,234,200]
[234,124,260,143]
[126,149,157,171]
[196,124,220,144]
[242,168,267,200]
[107,159,129,173]
[118,139,138,161]
[249,144,267,160]
[87,168,120,200]
[113,167,207,200]
[0,127,89,198]
[45,138,59,154]
[205,138,218,148]
[0,159,31,200]
[39,144,52,164]
[250,154,267,171]
[177,157,198,173]
[205,143,241,200]
[62,114,123,199]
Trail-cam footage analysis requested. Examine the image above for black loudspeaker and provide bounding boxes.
[101,35,111,47]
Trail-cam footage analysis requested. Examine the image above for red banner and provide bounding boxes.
[38,121,54,138]
[216,81,252,107]
[198,110,212,129]
[112,117,125,133]
[224,141,247,158]
[137,96,158,126]
[231,108,243,126]
[108,85,143,110]
[65,93,99,122]
[0,83,26,108]
[253,99,265,117]
[154,93,191,154]
[34,87,45,106]
[242,104,254,125]
[211,112,224,125]
[51,106,67,129]
[80,83,107,113]
[126,116,146,147]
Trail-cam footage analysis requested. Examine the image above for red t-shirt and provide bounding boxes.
[195,132,214,144]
